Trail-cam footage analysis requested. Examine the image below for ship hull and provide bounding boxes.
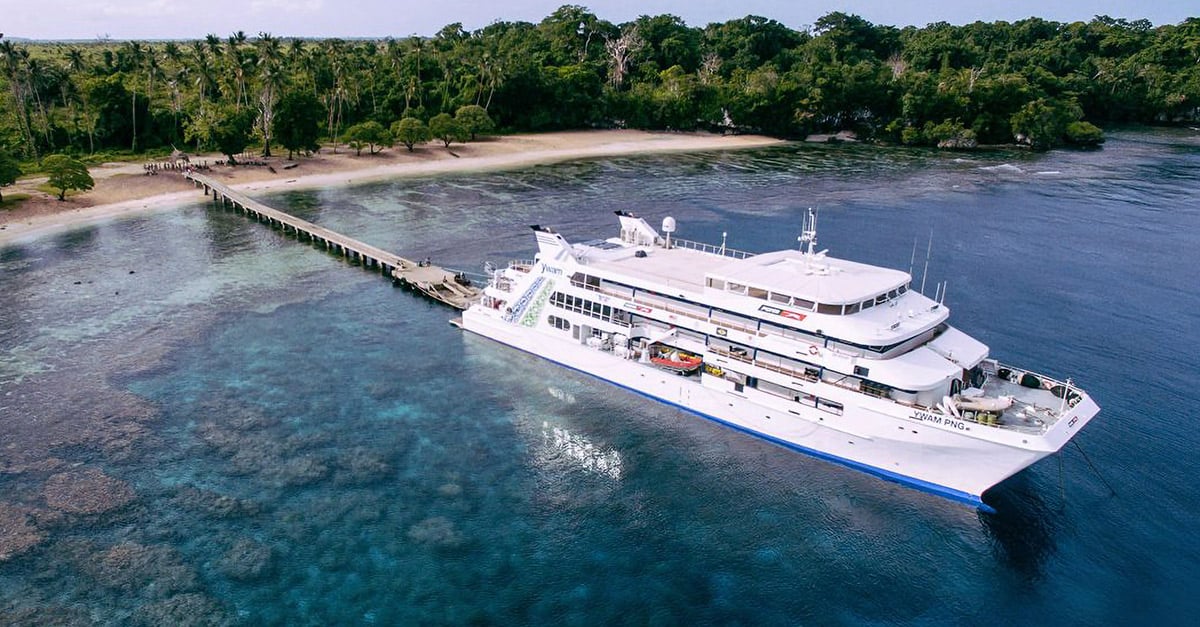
[461,309,1084,510]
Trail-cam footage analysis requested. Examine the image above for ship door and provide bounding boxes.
[575,325,590,343]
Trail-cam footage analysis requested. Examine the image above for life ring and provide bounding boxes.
[808,345,820,355]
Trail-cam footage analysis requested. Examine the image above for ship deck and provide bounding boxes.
[580,243,719,295]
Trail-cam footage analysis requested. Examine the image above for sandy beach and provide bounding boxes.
[0,130,783,247]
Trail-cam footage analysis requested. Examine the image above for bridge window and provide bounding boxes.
[817,303,842,315]
[550,292,619,324]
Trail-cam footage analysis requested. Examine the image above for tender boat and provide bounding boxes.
[460,210,1100,509]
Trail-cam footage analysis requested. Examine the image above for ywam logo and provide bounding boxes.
[758,304,807,321]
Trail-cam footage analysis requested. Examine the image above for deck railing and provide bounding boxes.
[668,237,755,260]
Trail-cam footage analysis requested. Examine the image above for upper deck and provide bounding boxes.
[566,233,946,349]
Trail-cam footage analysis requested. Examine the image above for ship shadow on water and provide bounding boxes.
[978,474,1060,581]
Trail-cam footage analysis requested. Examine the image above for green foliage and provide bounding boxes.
[896,119,975,147]
[273,91,324,159]
[0,11,1197,159]
[1011,98,1081,150]
[212,107,258,163]
[391,117,431,151]
[42,154,94,200]
[428,113,466,148]
[455,105,495,140]
[1065,121,1105,146]
[342,121,393,155]
[0,147,21,202]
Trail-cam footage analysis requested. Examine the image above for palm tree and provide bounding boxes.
[123,40,146,151]
[410,36,425,109]
[190,43,218,104]
[1,41,37,156]
[255,32,284,156]
[65,48,95,152]
[204,33,223,60]
[24,56,53,146]
[319,39,349,149]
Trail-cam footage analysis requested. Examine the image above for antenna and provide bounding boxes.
[798,208,818,255]
[719,231,727,256]
[908,236,918,277]
[919,230,933,295]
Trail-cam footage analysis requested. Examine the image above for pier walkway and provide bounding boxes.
[184,172,480,310]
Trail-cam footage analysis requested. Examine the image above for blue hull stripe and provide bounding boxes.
[467,329,996,514]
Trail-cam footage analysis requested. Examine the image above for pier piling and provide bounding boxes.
[184,172,480,309]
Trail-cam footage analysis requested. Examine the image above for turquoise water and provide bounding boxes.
[2,131,1198,624]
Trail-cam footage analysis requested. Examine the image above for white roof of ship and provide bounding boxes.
[578,242,908,305]
[710,249,910,305]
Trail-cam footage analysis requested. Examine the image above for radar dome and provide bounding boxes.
[661,216,677,233]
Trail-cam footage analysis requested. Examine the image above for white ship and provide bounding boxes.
[459,210,1100,509]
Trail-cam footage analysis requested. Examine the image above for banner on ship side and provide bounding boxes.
[758,304,807,322]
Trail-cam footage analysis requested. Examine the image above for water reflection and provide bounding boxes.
[979,473,1059,582]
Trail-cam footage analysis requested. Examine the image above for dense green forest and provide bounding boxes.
[2,6,1199,163]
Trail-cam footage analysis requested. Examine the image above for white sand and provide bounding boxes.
[0,130,783,247]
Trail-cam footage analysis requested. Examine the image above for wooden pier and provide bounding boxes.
[184,172,480,310]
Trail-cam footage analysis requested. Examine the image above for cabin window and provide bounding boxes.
[600,279,634,298]
[711,308,758,332]
[898,284,908,295]
[758,379,800,400]
[707,278,725,290]
[816,398,844,415]
[817,303,842,315]
[845,302,861,314]
[854,365,870,377]
[862,380,890,398]
[793,298,815,310]
[747,286,769,300]
[861,299,875,310]
[770,292,791,304]
[888,289,899,299]
[550,292,620,324]
[760,320,822,344]
[548,315,571,331]
[570,272,601,290]
[727,282,747,295]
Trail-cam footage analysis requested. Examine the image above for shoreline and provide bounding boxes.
[0,130,783,247]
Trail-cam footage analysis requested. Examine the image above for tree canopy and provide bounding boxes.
[342,120,393,155]
[2,12,1199,159]
[455,105,494,141]
[42,154,94,200]
[428,113,466,148]
[0,147,20,202]
[272,89,323,159]
[391,117,431,151]
[211,107,257,164]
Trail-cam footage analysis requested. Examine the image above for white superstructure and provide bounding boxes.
[459,211,1099,509]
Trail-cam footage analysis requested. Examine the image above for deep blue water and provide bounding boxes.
[2,130,1198,624]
